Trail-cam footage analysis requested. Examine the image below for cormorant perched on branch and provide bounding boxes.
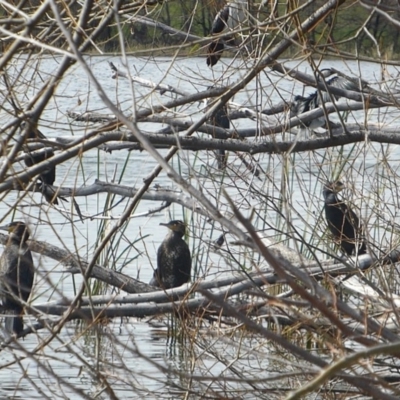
[209,105,229,169]
[207,5,229,67]
[150,220,191,289]
[323,181,367,256]
[290,68,368,130]
[207,0,247,67]
[22,122,58,204]
[0,221,35,335]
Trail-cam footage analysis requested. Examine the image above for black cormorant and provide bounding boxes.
[323,181,367,256]
[290,69,368,130]
[0,221,35,335]
[22,122,58,204]
[207,0,247,67]
[207,5,229,67]
[150,220,192,289]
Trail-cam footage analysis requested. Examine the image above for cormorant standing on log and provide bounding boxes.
[22,122,58,204]
[150,220,192,289]
[0,221,35,335]
[323,181,367,256]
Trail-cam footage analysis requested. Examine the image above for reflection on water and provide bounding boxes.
[0,55,399,398]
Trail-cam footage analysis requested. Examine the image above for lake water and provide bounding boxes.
[0,55,399,398]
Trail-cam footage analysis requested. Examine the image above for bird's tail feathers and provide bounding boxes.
[207,40,225,67]
[4,310,24,335]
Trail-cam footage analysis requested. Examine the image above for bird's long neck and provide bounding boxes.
[323,189,340,205]
[8,232,28,246]
[167,230,184,241]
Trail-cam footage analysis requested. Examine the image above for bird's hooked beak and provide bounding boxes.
[323,180,347,194]
[160,222,175,231]
[0,224,11,233]
[160,221,185,233]
[332,181,346,192]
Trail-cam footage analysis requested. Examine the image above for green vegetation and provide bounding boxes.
[112,0,400,59]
